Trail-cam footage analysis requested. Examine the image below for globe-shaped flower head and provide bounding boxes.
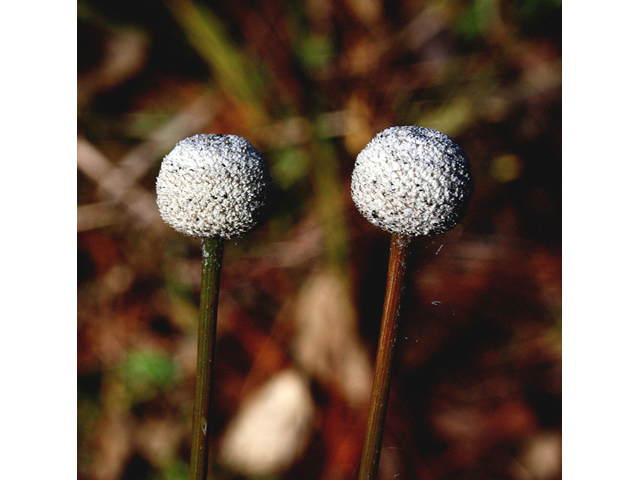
[351,126,473,237]
[156,134,272,238]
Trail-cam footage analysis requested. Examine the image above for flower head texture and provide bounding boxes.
[351,126,473,237]
[156,134,272,238]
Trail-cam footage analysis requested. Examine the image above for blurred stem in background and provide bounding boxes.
[167,0,269,129]
[309,135,350,271]
[169,0,352,274]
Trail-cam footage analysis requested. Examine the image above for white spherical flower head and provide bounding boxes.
[156,134,272,238]
[351,126,473,237]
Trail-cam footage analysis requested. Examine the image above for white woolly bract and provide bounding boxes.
[351,126,473,237]
[156,134,272,238]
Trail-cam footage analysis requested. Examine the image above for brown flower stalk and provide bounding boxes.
[351,126,473,480]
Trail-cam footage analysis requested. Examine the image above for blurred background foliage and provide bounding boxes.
[78,0,561,479]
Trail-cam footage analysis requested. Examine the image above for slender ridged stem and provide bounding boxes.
[358,233,411,480]
[189,236,225,480]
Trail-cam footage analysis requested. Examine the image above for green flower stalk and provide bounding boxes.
[351,126,473,480]
[157,134,272,480]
